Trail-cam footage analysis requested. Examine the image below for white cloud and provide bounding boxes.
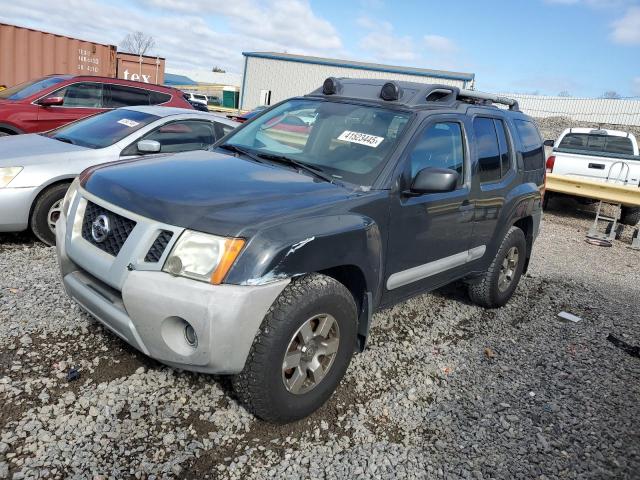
[611,6,640,44]
[356,16,416,63]
[0,0,343,72]
[423,35,458,55]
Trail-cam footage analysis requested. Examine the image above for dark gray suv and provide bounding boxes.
[56,78,545,423]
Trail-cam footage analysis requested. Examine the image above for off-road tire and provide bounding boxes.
[620,206,640,227]
[233,273,357,423]
[30,183,70,246]
[468,227,527,308]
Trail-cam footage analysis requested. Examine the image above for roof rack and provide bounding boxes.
[458,89,519,111]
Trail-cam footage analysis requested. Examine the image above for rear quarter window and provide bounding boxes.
[149,91,171,105]
[514,119,544,171]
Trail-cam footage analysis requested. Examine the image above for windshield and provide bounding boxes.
[44,109,160,149]
[0,76,71,100]
[222,99,411,186]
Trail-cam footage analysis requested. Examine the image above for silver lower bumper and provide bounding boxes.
[56,215,289,374]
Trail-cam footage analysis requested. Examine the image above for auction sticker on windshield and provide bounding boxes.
[117,119,140,128]
[338,130,384,148]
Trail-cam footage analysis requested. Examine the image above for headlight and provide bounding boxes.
[163,230,245,284]
[62,177,80,217]
[0,167,22,188]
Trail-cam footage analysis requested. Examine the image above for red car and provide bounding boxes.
[0,75,193,135]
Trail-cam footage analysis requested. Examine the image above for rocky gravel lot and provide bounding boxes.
[1,203,639,479]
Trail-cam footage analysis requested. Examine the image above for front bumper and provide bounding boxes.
[0,187,37,232]
[56,193,289,374]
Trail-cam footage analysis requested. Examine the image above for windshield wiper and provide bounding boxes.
[53,136,75,145]
[255,152,336,184]
[218,143,265,163]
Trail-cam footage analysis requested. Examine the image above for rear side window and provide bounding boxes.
[558,133,634,155]
[514,119,545,171]
[473,117,501,183]
[149,91,171,105]
[409,122,465,186]
[495,119,512,176]
[514,120,542,149]
[105,85,150,108]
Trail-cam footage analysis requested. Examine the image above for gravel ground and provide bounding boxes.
[1,204,639,479]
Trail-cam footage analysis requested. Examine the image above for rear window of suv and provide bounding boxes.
[558,133,634,155]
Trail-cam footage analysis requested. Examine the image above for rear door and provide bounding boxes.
[468,115,517,249]
[36,82,104,131]
[383,115,475,304]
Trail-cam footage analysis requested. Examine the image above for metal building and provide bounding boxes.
[240,51,475,110]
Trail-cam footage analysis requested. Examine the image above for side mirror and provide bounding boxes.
[409,168,459,195]
[137,139,161,154]
[38,96,64,107]
[543,139,555,147]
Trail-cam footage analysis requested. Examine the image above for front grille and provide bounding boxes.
[145,230,173,262]
[81,202,136,256]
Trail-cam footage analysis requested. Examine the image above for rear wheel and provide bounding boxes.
[468,227,527,308]
[30,183,71,246]
[233,274,357,423]
[620,206,640,227]
[0,131,11,137]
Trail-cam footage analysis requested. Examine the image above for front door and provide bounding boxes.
[37,82,104,132]
[383,116,476,304]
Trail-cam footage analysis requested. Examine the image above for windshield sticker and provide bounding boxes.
[337,130,384,148]
[117,119,140,128]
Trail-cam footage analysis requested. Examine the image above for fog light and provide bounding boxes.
[184,323,198,347]
[164,255,183,275]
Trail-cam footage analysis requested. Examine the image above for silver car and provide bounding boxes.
[0,106,238,244]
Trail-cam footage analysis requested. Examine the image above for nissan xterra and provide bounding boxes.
[56,78,545,423]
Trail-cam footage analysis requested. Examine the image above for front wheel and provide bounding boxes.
[468,227,527,308]
[233,274,357,423]
[30,183,71,246]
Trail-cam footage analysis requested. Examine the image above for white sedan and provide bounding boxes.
[0,106,238,244]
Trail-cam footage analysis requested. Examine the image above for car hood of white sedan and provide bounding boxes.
[0,133,94,167]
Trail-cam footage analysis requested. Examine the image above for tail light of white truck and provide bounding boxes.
[546,155,556,173]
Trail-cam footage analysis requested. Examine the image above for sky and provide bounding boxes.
[1,0,639,97]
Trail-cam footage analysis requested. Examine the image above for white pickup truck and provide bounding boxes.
[545,127,640,225]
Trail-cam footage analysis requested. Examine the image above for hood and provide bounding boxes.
[82,150,355,237]
[0,134,89,166]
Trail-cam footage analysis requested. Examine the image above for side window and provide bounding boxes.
[105,85,150,108]
[494,119,512,176]
[215,122,235,141]
[51,83,103,108]
[514,119,545,171]
[409,122,465,186]
[143,120,215,153]
[149,90,171,105]
[473,117,501,183]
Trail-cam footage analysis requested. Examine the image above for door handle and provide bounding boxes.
[588,163,605,170]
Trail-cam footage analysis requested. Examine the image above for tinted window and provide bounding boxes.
[0,76,70,100]
[558,133,634,155]
[149,90,171,105]
[105,85,150,108]
[409,122,464,186]
[494,119,511,176]
[44,109,159,149]
[51,83,103,108]
[139,120,215,153]
[514,120,541,149]
[473,117,501,183]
